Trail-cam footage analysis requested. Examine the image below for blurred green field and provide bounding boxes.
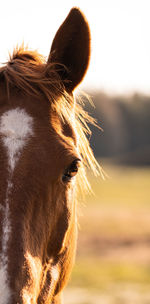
[64,162,150,304]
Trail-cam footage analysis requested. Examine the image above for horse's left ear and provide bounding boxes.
[48,8,91,92]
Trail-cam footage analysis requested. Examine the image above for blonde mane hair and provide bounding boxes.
[0,46,102,194]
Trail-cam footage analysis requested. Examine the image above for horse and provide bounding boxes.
[0,8,100,304]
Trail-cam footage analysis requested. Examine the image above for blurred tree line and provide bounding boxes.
[83,92,150,165]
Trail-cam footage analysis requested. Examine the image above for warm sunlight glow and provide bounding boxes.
[1,0,150,94]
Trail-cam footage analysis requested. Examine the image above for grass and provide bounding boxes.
[69,259,150,290]
[86,162,150,206]
[64,163,150,303]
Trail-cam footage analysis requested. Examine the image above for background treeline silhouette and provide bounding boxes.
[84,92,150,165]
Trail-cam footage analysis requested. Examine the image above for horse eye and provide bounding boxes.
[62,159,81,183]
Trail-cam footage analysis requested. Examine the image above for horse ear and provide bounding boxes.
[48,8,91,92]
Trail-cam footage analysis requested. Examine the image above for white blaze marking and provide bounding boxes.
[0,108,33,303]
[0,108,33,171]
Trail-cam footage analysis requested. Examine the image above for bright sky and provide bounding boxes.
[1,0,150,94]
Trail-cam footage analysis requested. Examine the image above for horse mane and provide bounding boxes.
[0,46,102,194]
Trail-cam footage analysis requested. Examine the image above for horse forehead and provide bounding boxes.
[0,107,33,139]
[0,107,34,171]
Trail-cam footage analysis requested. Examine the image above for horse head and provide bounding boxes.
[0,8,98,304]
